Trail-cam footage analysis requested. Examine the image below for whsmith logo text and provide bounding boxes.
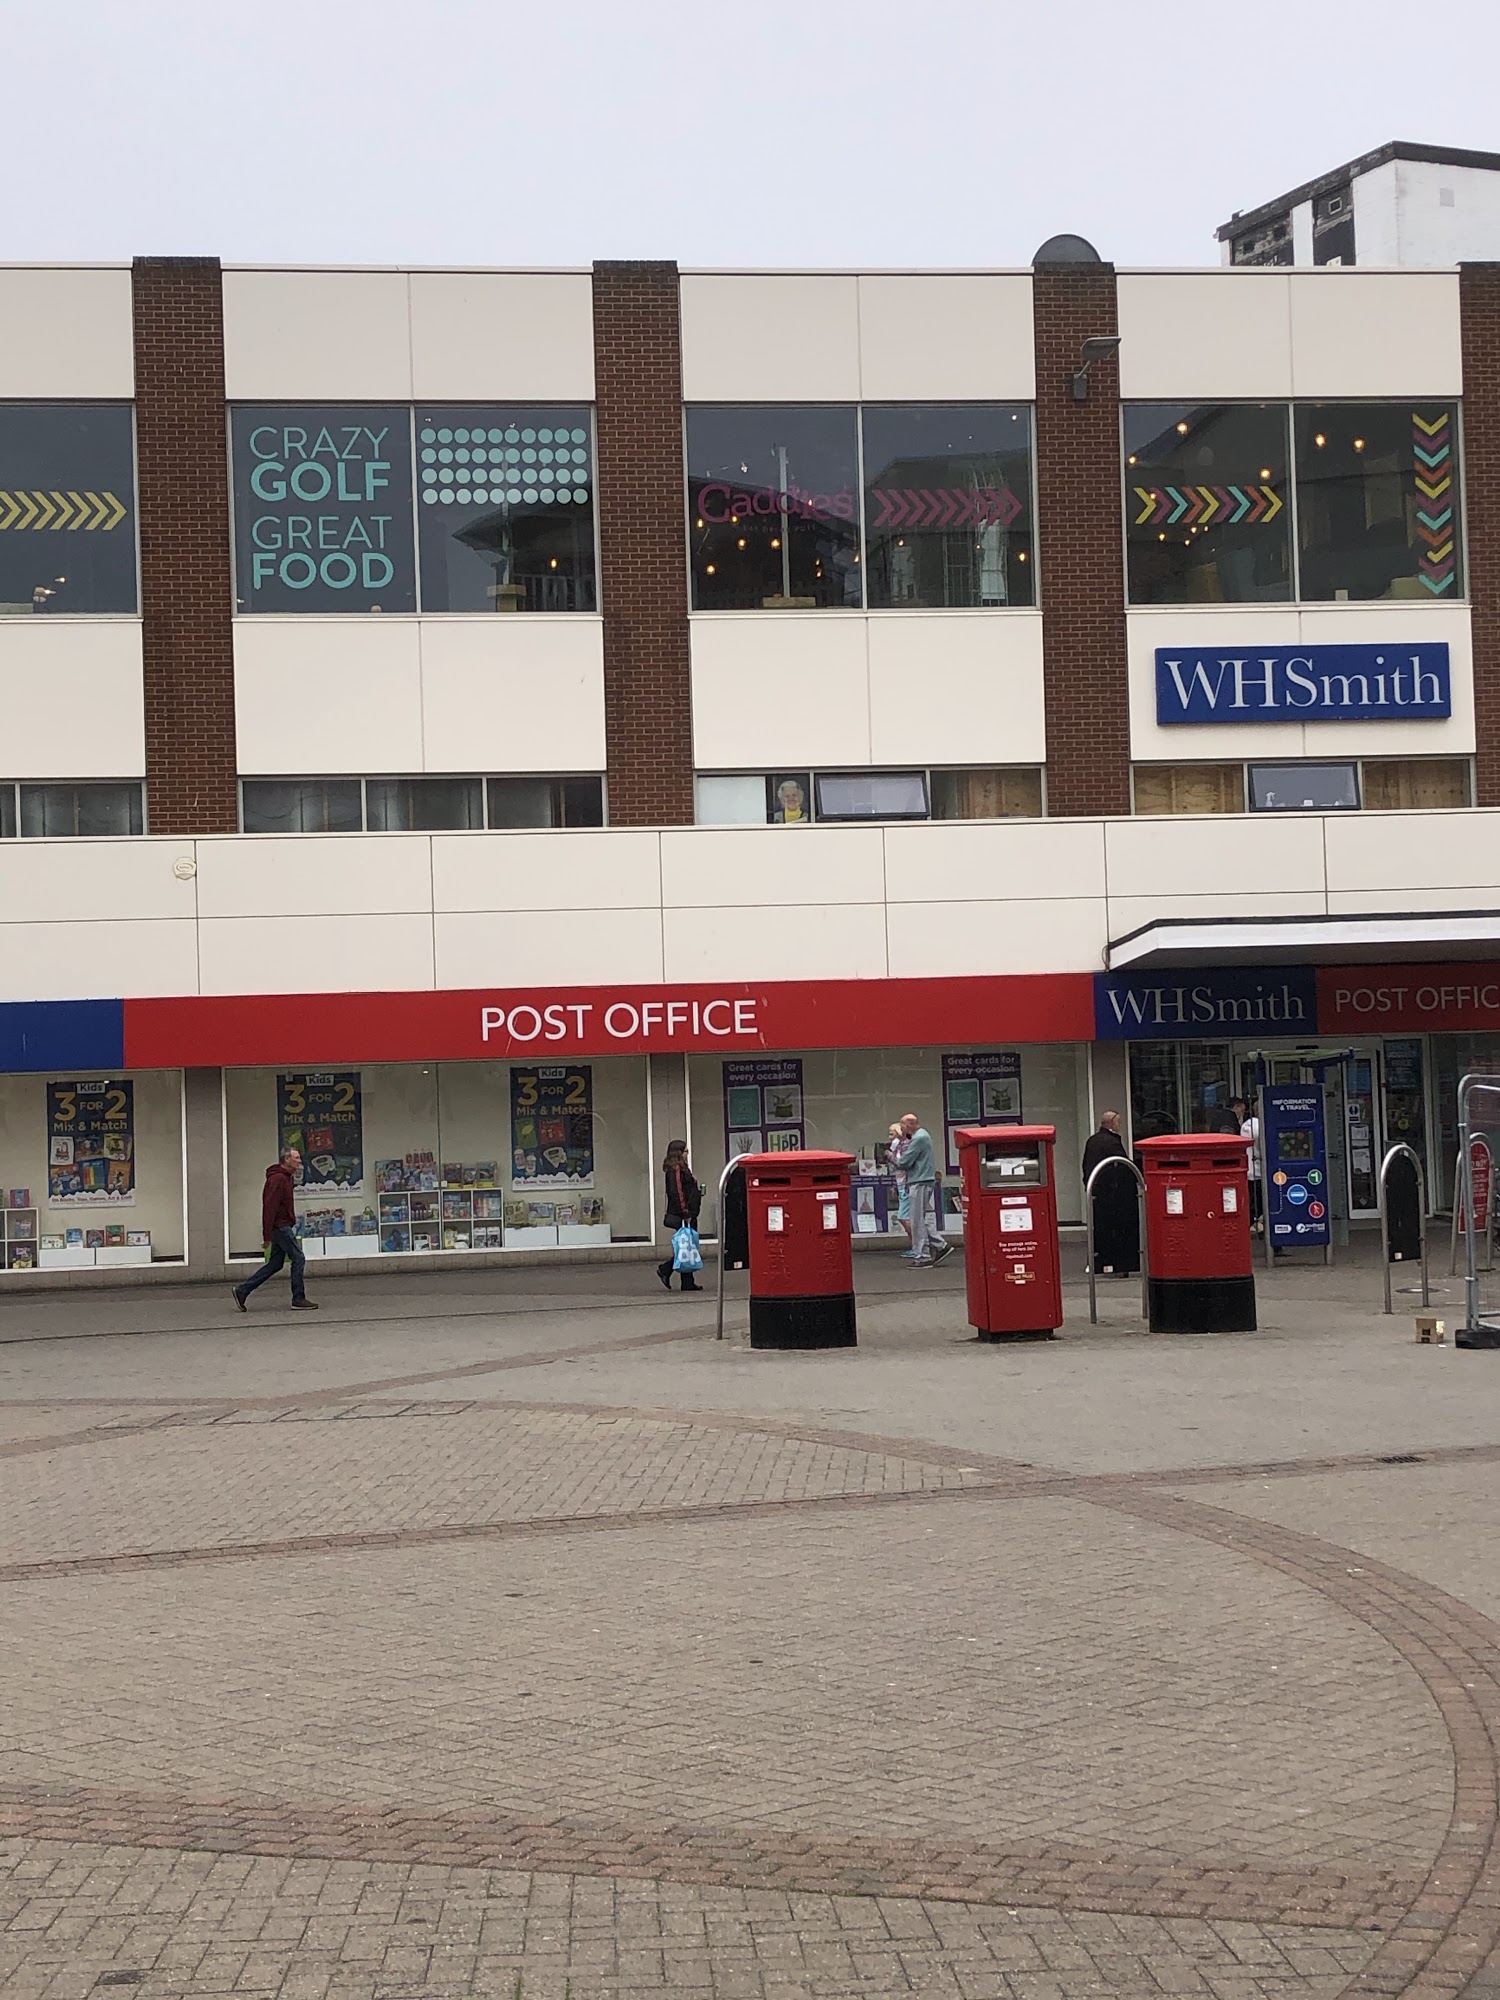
[1155,641,1450,725]
[1094,970,1317,1040]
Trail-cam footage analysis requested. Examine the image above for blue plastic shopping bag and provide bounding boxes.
[671,1224,703,1273]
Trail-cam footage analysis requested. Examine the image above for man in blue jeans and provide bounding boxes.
[899,1112,953,1268]
[232,1146,319,1311]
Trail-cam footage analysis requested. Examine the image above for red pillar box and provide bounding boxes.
[955,1126,1063,1341]
[1135,1134,1255,1334]
[741,1150,857,1350]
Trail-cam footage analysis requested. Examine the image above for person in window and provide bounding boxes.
[1081,1111,1139,1276]
[774,778,807,824]
[656,1138,703,1292]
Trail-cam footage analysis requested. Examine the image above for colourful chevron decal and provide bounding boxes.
[1412,411,1455,594]
[1132,483,1282,529]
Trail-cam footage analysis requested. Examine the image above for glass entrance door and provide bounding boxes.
[1343,1050,1380,1217]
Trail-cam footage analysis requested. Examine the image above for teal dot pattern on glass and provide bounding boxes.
[416,412,592,508]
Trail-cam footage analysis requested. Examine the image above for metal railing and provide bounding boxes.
[1084,1156,1148,1326]
[1458,1077,1500,1345]
[1378,1142,1429,1314]
[1449,1133,1494,1276]
[714,1153,745,1341]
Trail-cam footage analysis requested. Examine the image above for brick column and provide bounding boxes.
[132,257,238,835]
[1032,264,1131,818]
[1461,263,1500,808]
[592,261,694,827]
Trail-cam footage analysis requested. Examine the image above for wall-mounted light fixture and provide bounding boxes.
[1071,334,1122,402]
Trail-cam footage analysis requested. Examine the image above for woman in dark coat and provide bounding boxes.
[656,1138,703,1292]
[1081,1110,1140,1275]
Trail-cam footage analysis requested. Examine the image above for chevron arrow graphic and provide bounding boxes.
[0,493,19,530]
[1413,443,1449,468]
[1412,411,1450,435]
[102,491,125,530]
[1260,485,1283,521]
[1197,486,1220,526]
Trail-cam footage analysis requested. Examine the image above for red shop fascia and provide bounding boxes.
[122,974,1100,1069]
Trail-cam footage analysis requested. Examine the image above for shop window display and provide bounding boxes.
[862,404,1034,608]
[0,1070,185,1269]
[687,406,861,610]
[0,403,137,616]
[1295,403,1462,601]
[224,1060,651,1260]
[1124,403,1292,604]
[687,1044,1090,1238]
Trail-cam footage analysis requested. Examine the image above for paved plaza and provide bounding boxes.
[3,1244,1500,1999]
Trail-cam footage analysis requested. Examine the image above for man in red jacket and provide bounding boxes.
[232,1147,319,1312]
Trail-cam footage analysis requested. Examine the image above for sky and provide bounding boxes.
[10,0,1500,269]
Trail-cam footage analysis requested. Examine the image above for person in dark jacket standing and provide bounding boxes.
[232,1147,319,1311]
[1080,1110,1139,1276]
[656,1138,703,1292]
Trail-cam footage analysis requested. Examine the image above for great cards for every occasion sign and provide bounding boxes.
[511,1065,594,1184]
[48,1078,135,1205]
[724,1058,804,1156]
[941,1052,1021,1170]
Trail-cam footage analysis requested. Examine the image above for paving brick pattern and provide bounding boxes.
[3,1290,1498,1997]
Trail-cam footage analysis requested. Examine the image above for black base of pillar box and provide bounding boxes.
[749,1291,857,1350]
[1456,1322,1500,1349]
[977,1327,1057,1343]
[1147,1275,1257,1335]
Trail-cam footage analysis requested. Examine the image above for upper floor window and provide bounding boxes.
[0,406,137,616]
[230,407,595,614]
[240,774,605,833]
[1125,404,1291,605]
[694,766,1043,825]
[1124,400,1463,605]
[0,781,144,837]
[688,406,860,611]
[687,405,1036,612]
[862,405,1033,608]
[1295,404,1461,601]
[416,408,595,613]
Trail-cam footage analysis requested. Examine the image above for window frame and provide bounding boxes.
[237,775,607,833]
[693,765,1046,826]
[10,780,146,838]
[1131,757,1474,816]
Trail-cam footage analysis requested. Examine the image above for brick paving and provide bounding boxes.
[2,1261,1499,1996]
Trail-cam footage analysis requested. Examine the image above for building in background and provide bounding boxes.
[1218,140,1500,267]
[0,246,1497,1287]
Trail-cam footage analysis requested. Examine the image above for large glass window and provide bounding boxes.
[687,407,860,610]
[231,407,416,613]
[694,768,1042,825]
[815,772,928,821]
[1360,758,1470,810]
[0,787,13,838]
[241,780,363,834]
[930,768,1043,819]
[1124,404,1291,604]
[18,782,143,837]
[862,405,1034,608]
[1295,403,1462,600]
[416,407,595,612]
[0,405,137,615]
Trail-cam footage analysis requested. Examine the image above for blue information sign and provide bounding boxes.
[1262,1085,1330,1249]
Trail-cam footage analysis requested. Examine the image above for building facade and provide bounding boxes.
[1,252,1498,1282]
[1219,141,1500,268]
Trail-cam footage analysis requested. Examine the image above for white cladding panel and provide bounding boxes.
[0,269,134,398]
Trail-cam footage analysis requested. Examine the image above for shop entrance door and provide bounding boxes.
[1236,1045,1381,1228]
[1127,1042,1235,1139]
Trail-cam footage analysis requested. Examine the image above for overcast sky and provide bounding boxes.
[11,0,1499,269]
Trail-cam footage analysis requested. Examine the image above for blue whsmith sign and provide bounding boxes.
[1155,642,1451,724]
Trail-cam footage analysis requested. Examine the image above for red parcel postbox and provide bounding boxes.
[741,1150,857,1350]
[956,1125,1063,1340]
[1135,1134,1255,1334]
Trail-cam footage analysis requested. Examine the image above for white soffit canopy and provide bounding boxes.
[1107,912,1500,970]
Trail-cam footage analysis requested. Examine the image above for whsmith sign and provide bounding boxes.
[1155,642,1450,724]
[1095,969,1317,1040]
